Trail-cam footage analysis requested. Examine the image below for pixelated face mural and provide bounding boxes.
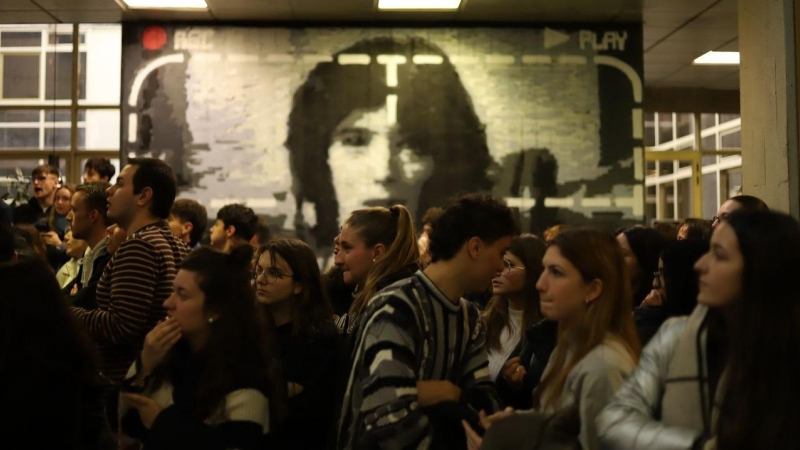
[122,26,644,255]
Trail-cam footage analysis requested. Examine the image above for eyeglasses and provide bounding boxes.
[503,259,525,274]
[254,266,293,283]
[711,213,729,224]
[653,269,664,289]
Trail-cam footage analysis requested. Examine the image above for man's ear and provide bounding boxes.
[466,236,482,259]
[182,221,194,238]
[225,225,236,239]
[136,186,154,208]
[89,209,99,224]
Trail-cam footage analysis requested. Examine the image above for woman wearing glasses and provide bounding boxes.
[599,210,800,450]
[483,234,550,406]
[253,238,338,449]
[635,239,708,345]
[465,229,640,450]
[711,195,768,230]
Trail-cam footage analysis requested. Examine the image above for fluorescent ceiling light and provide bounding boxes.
[122,0,208,9]
[693,51,740,65]
[378,0,462,10]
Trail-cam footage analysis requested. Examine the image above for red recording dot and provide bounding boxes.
[142,26,168,51]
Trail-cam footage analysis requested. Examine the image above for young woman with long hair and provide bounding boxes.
[0,257,109,448]
[483,234,546,381]
[333,204,419,334]
[467,229,640,450]
[616,226,666,307]
[119,245,285,448]
[599,210,800,450]
[253,238,338,449]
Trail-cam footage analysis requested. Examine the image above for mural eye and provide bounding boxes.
[336,128,373,147]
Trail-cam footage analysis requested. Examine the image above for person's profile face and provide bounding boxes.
[712,199,741,230]
[83,169,103,184]
[328,104,433,224]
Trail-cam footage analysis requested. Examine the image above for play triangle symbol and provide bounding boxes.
[544,28,570,49]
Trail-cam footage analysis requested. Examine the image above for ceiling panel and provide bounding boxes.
[0,10,57,22]
[0,0,39,10]
[211,9,295,20]
[207,0,291,8]
[52,9,124,22]
[35,0,118,10]
[290,0,373,12]
[0,0,739,91]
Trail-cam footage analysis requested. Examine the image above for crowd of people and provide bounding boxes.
[1,157,798,450]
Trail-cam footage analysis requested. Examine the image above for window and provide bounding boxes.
[2,54,40,99]
[657,112,674,145]
[703,172,718,219]
[720,129,741,149]
[701,134,717,166]
[700,113,716,129]
[644,112,656,147]
[0,24,120,189]
[645,185,657,222]
[719,113,740,124]
[676,113,694,139]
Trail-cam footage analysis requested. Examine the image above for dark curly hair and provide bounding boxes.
[216,203,258,241]
[428,194,519,263]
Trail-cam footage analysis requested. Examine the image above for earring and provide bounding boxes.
[372,259,376,263]
[208,317,214,324]
[584,298,590,304]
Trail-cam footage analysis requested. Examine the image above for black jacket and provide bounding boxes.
[495,319,558,410]
[12,196,50,225]
[633,305,668,347]
[64,245,112,310]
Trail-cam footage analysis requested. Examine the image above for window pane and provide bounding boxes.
[663,184,675,220]
[644,112,656,147]
[720,130,741,149]
[703,172,718,220]
[719,113,740,123]
[1,31,40,47]
[645,185,657,222]
[677,178,692,219]
[659,160,674,176]
[702,135,717,166]
[676,113,694,139]
[2,54,40,99]
[0,128,39,149]
[44,110,85,122]
[48,32,85,45]
[43,127,84,149]
[45,52,72,100]
[724,170,743,199]
[646,161,656,176]
[82,109,119,150]
[700,113,716,129]
[0,109,39,122]
[658,112,673,145]
[80,24,122,105]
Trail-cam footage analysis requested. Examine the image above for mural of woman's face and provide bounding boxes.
[328,103,434,225]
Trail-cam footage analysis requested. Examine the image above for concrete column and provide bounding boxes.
[738,0,799,216]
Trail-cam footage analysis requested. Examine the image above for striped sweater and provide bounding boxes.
[73,221,190,382]
[337,270,501,449]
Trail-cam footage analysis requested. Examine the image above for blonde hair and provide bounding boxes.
[345,205,419,317]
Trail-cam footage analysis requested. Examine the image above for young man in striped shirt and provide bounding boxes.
[72,158,191,383]
[338,194,518,449]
